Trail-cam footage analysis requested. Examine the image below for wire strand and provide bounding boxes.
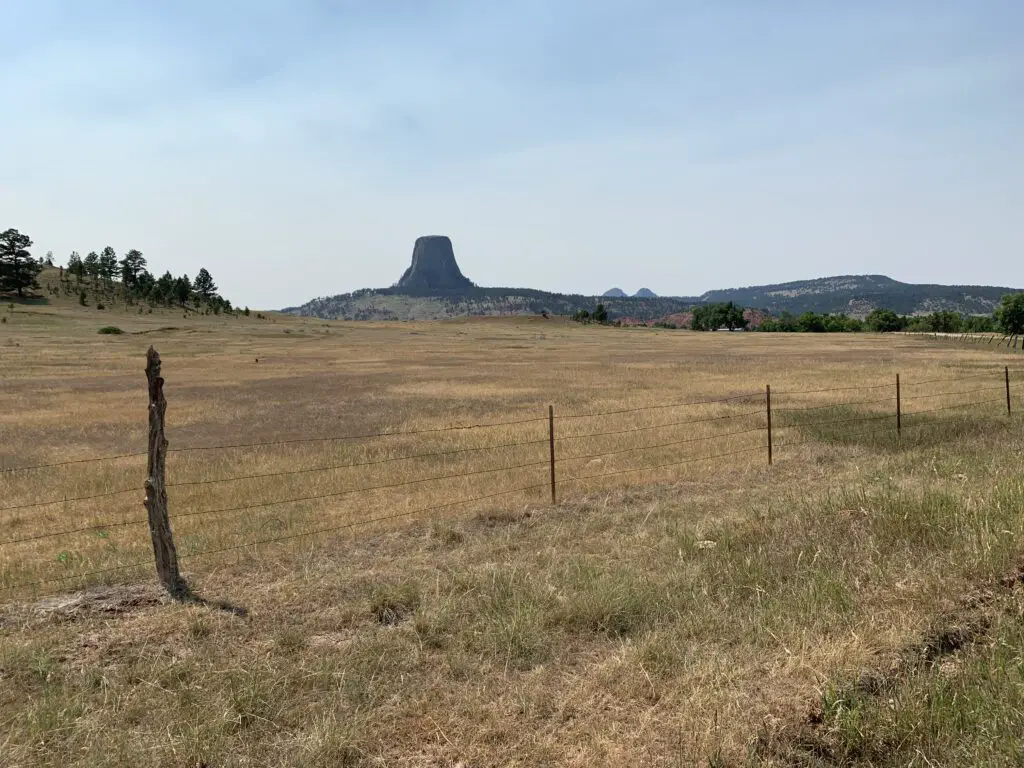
[560,426,765,465]
[557,391,764,420]
[0,415,547,474]
[181,482,549,565]
[772,395,895,413]
[565,444,763,484]
[0,458,549,547]
[555,408,764,441]
[903,385,1005,401]
[0,482,549,593]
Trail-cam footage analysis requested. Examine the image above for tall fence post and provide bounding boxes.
[766,385,773,466]
[1007,366,1013,417]
[548,405,556,505]
[896,374,902,437]
[145,347,186,596]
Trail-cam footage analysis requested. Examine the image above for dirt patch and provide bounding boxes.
[30,583,168,623]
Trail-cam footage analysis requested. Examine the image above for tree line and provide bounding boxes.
[753,300,1024,335]
[1,227,246,315]
[568,295,1024,335]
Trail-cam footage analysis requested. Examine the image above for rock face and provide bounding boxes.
[396,236,475,294]
[602,287,627,298]
[634,288,657,298]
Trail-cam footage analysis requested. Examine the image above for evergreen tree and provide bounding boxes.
[0,228,41,298]
[98,246,118,283]
[67,251,85,278]
[174,274,192,307]
[83,251,100,279]
[119,249,147,288]
[193,267,217,301]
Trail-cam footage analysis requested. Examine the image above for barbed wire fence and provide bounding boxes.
[0,347,1019,602]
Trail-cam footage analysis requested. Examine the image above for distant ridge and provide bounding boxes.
[697,274,1019,316]
[283,239,1021,321]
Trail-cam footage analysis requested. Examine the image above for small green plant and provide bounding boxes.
[97,326,123,335]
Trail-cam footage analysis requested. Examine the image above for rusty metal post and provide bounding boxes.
[1007,366,1013,417]
[144,347,186,596]
[896,374,902,437]
[548,405,556,504]
[766,385,773,466]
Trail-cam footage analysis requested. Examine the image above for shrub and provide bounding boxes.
[96,302,105,310]
[97,326,124,335]
[78,291,87,306]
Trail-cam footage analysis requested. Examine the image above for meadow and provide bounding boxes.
[1,291,1023,766]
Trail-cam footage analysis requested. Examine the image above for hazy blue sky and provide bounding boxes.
[2,1,1022,308]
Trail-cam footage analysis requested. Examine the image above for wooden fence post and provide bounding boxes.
[766,385,773,466]
[896,374,902,437]
[1007,366,1013,417]
[145,347,186,596]
[548,405,556,505]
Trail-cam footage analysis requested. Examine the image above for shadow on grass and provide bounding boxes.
[174,582,248,618]
[776,404,1012,454]
[3,295,51,306]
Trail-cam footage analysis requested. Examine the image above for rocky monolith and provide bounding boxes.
[396,236,475,294]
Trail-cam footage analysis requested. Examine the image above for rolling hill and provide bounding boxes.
[283,235,1020,321]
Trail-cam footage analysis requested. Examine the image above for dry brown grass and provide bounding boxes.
[1,293,1023,766]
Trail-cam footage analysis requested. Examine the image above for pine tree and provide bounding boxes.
[0,228,41,298]
[194,268,217,301]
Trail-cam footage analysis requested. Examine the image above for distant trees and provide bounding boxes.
[0,228,42,297]
[865,308,905,333]
[996,293,1024,335]
[98,246,118,283]
[83,251,100,281]
[571,303,610,324]
[67,251,85,278]
[758,312,862,333]
[119,249,147,288]
[193,268,216,300]
[692,302,747,331]
[174,274,192,307]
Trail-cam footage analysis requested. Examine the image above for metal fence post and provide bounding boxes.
[766,385,773,466]
[1007,366,1013,417]
[896,374,902,437]
[548,405,556,504]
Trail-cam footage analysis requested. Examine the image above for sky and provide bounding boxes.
[2,1,1022,308]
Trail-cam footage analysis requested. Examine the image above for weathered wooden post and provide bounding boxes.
[766,385,773,466]
[144,347,186,595]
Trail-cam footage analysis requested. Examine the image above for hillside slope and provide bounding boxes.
[286,274,1020,321]
[701,274,1018,316]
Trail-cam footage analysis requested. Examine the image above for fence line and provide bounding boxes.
[1,352,1021,600]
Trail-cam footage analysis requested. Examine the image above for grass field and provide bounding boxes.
[2,284,1024,766]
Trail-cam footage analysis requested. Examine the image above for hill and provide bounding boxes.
[284,237,1021,320]
[700,274,1019,316]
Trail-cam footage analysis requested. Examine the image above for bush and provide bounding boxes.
[96,302,105,310]
[97,326,124,335]
[78,291,87,306]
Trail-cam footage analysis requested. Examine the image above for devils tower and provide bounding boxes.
[395,236,475,294]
